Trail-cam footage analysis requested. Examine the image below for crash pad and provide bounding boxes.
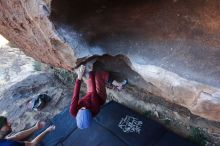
[32,101,196,146]
[95,101,167,146]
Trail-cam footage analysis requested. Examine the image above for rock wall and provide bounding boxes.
[1,0,220,123]
[0,0,76,70]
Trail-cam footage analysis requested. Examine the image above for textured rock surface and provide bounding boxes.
[0,44,71,134]
[0,0,76,70]
[0,72,72,134]
[132,63,220,122]
[1,0,220,123]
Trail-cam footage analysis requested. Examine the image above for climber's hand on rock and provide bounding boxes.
[77,65,85,80]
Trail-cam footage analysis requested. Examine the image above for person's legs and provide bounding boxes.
[95,71,109,104]
[86,72,96,94]
[88,71,127,102]
[83,59,127,101]
[6,121,45,141]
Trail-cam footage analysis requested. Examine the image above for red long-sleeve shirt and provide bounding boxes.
[69,72,102,117]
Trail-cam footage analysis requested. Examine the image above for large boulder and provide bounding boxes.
[1,0,220,122]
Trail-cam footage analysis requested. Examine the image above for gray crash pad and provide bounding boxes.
[32,101,196,146]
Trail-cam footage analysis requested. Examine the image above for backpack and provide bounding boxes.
[32,94,51,111]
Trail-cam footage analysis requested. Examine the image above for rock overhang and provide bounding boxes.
[50,0,220,88]
[1,0,220,122]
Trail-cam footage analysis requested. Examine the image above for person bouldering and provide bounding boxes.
[0,116,55,146]
[70,60,127,129]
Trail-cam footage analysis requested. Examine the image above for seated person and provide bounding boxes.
[70,61,127,129]
[0,116,55,146]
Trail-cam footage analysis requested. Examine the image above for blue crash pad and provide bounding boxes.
[31,108,77,146]
[32,101,196,146]
[95,101,167,146]
[62,122,127,146]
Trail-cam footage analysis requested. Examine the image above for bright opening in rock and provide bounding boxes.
[0,34,9,47]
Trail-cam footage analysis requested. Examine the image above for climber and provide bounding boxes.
[0,116,55,146]
[70,60,127,129]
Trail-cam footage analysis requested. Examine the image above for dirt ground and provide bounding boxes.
[0,45,73,135]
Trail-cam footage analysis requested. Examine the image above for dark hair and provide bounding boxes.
[0,116,7,129]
